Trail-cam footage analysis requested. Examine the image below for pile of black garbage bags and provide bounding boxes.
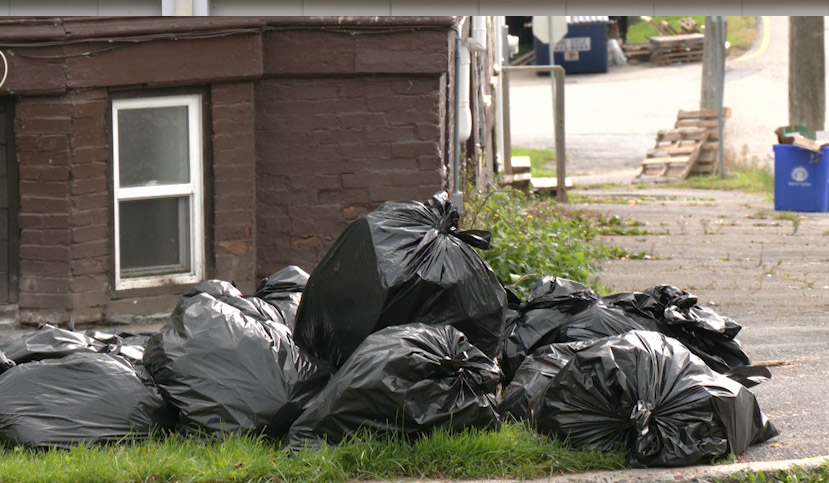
[0,191,777,468]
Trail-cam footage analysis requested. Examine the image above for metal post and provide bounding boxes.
[715,16,725,178]
[502,65,567,201]
[554,68,567,202]
[502,33,513,176]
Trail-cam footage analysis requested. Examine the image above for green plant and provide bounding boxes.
[461,188,609,297]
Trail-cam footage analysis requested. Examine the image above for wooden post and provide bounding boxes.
[789,16,825,131]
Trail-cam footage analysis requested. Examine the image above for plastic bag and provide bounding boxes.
[500,277,656,382]
[0,324,106,364]
[604,285,750,373]
[294,191,507,367]
[143,280,333,437]
[288,324,501,451]
[498,341,590,421]
[0,352,176,448]
[529,331,777,467]
[254,265,309,331]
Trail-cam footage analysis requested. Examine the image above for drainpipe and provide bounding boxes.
[453,17,470,213]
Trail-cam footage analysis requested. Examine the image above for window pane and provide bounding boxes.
[118,106,190,188]
[119,197,191,277]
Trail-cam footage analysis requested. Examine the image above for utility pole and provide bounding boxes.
[700,16,725,111]
[789,16,825,131]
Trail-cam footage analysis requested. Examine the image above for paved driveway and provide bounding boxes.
[509,16,798,180]
[575,186,829,461]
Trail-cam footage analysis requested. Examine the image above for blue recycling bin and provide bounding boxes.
[534,17,609,74]
[773,144,829,212]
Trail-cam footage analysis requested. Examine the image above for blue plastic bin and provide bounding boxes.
[534,17,609,74]
[773,144,829,212]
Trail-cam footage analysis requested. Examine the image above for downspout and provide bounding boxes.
[453,16,470,213]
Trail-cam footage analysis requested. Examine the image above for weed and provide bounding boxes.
[461,188,609,297]
[638,162,773,195]
[723,462,829,482]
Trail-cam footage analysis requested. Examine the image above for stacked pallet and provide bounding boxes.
[637,127,709,180]
[622,43,652,64]
[675,108,731,175]
[649,33,704,66]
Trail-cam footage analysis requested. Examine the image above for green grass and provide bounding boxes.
[511,147,557,177]
[626,16,757,56]
[639,164,774,195]
[723,462,829,482]
[0,423,626,483]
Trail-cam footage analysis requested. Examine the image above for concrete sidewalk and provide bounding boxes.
[570,186,829,464]
[539,455,828,483]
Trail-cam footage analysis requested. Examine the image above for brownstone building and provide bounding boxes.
[0,16,463,326]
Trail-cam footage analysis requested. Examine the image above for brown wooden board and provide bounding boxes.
[638,127,709,180]
[674,108,730,175]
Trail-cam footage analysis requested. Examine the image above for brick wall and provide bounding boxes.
[16,95,74,325]
[16,90,113,325]
[254,76,446,277]
[211,82,257,293]
[8,19,454,325]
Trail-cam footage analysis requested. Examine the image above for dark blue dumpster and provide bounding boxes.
[773,144,829,212]
[534,16,610,74]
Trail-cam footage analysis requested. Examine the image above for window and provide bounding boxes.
[112,95,204,290]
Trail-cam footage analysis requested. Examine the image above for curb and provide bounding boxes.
[534,455,829,482]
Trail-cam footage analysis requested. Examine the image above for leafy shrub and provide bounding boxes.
[461,188,608,298]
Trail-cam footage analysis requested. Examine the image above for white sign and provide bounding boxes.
[532,16,567,45]
[554,37,591,53]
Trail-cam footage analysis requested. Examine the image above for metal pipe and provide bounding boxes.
[553,67,566,203]
[452,17,466,212]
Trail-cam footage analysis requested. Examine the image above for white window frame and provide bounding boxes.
[112,94,204,290]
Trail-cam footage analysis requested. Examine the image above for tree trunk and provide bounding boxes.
[789,16,825,131]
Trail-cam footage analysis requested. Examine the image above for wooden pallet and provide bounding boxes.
[638,127,709,180]
[675,108,731,175]
[499,156,532,189]
[622,42,652,61]
[649,33,704,66]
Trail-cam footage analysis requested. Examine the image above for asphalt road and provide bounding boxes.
[509,16,797,180]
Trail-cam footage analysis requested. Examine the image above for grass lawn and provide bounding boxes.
[511,147,557,177]
[0,423,626,482]
[626,16,758,57]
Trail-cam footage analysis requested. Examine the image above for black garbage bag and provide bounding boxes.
[0,324,106,364]
[254,265,309,331]
[500,277,656,382]
[287,324,501,451]
[498,341,591,421]
[529,331,777,467]
[294,191,507,367]
[604,285,750,373]
[84,330,155,380]
[143,280,333,437]
[0,352,177,448]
